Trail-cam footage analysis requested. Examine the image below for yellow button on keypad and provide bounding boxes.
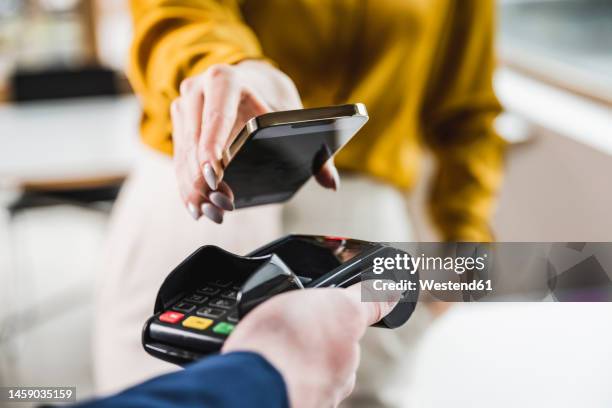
[182,316,213,330]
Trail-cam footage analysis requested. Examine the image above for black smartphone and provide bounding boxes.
[221,104,368,208]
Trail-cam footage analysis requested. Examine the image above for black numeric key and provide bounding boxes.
[220,289,237,300]
[184,294,208,304]
[198,286,219,296]
[196,307,225,319]
[209,298,235,310]
[173,302,196,313]
[227,312,239,323]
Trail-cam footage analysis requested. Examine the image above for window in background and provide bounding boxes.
[0,0,23,99]
[94,0,131,72]
[0,0,102,101]
[0,0,95,69]
[498,0,612,104]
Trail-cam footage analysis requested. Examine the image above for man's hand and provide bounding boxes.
[171,60,340,223]
[222,284,399,408]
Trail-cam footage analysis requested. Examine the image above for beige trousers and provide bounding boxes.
[94,147,433,407]
[93,148,282,394]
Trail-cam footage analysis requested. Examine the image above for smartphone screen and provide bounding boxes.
[224,115,367,208]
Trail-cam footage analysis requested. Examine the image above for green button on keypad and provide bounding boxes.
[213,322,235,335]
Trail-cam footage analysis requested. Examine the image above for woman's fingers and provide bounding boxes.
[338,372,357,404]
[179,80,209,193]
[199,182,235,224]
[172,62,321,223]
[209,181,235,211]
[198,65,242,190]
[315,159,341,191]
[202,181,234,224]
[201,202,224,224]
[200,190,233,224]
[173,72,239,222]
[171,99,206,219]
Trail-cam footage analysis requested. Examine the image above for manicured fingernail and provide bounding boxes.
[330,166,340,191]
[209,192,234,211]
[202,203,223,224]
[203,163,218,190]
[187,202,200,220]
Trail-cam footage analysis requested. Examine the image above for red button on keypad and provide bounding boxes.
[159,311,184,324]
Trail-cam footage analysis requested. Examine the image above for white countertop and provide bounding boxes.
[0,95,140,187]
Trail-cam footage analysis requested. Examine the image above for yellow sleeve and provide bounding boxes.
[129,0,265,154]
[421,1,507,242]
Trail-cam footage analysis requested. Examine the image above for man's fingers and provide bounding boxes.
[198,65,242,189]
[314,159,340,191]
[345,282,400,328]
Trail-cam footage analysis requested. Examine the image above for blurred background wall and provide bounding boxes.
[0,0,611,405]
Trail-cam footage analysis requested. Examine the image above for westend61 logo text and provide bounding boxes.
[372,253,487,275]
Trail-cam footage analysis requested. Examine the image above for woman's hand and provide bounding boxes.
[171,60,340,223]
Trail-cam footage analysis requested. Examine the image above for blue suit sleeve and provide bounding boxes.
[77,352,289,408]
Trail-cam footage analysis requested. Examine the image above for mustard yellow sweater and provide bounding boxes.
[129,0,506,241]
